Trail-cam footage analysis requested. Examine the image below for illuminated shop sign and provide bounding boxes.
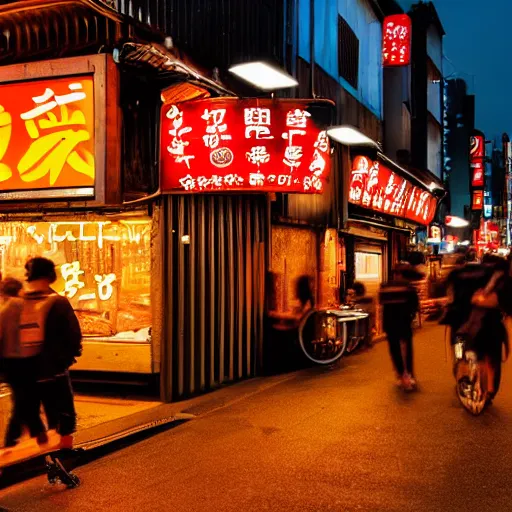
[349,156,437,225]
[472,190,483,210]
[0,219,151,340]
[471,161,484,187]
[427,225,442,244]
[382,14,412,67]
[470,133,485,190]
[470,134,485,160]
[0,76,95,196]
[160,98,333,193]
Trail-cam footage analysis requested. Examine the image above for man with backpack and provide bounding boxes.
[23,257,83,449]
[0,277,48,447]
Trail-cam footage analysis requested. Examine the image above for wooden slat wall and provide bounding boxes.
[159,194,268,402]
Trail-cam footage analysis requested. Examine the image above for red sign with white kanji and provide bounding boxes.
[382,14,412,67]
[471,161,484,187]
[160,98,333,193]
[349,156,437,225]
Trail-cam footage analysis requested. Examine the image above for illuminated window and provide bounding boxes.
[0,216,151,341]
[355,252,381,280]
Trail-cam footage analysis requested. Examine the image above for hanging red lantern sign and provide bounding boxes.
[382,14,412,67]
[160,97,333,194]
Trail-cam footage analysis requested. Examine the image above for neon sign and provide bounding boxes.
[472,190,483,210]
[0,76,95,193]
[349,156,437,225]
[382,15,412,67]
[160,98,333,193]
[470,133,485,190]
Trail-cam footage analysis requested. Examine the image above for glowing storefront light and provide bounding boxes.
[0,218,151,340]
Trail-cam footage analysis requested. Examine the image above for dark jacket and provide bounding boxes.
[379,279,419,336]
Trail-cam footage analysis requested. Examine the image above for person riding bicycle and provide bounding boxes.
[444,250,511,399]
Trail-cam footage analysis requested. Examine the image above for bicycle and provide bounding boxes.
[298,307,369,365]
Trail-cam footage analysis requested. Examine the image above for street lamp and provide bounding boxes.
[326,125,380,149]
[228,61,298,91]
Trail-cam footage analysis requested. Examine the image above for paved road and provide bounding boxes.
[1,323,512,512]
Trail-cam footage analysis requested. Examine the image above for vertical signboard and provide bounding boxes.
[382,15,412,67]
[470,132,485,211]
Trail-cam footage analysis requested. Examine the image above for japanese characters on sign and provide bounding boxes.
[470,133,485,193]
[349,156,437,225]
[160,98,332,193]
[382,14,412,67]
[0,76,95,193]
[471,161,484,187]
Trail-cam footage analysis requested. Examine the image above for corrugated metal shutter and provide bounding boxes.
[159,194,268,402]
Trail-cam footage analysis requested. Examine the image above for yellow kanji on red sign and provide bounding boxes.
[18,84,94,185]
[0,105,13,182]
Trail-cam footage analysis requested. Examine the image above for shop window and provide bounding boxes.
[355,251,381,296]
[0,217,151,341]
[338,15,359,89]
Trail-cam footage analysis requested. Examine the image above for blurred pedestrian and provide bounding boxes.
[379,265,421,391]
[0,277,48,448]
[24,257,82,449]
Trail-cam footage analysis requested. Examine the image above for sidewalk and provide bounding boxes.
[0,322,432,480]
[3,322,497,512]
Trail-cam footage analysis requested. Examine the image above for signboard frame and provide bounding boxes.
[0,55,120,208]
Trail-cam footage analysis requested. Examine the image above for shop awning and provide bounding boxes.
[116,42,234,98]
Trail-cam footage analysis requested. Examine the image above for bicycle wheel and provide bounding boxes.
[298,309,347,365]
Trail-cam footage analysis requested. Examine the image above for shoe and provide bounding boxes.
[36,432,49,446]
[401,373,414,392]
[59,435,74,450]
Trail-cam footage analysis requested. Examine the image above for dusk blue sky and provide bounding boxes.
[399,0,512,141]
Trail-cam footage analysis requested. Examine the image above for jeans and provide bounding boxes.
[3,357,46,446]
[38,372,77,436]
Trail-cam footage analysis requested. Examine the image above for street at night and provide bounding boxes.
[1,323,511,512]
[1,0,512,511]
